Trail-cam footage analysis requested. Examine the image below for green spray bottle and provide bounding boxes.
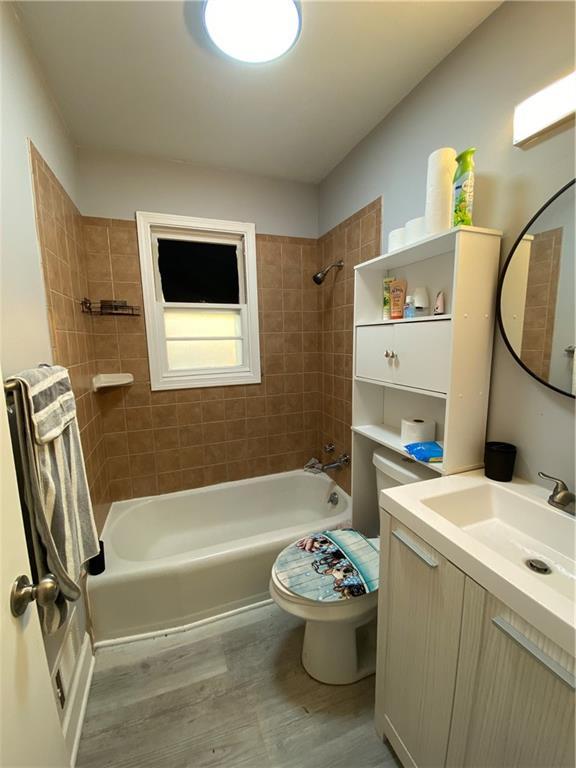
[452,148,476,226]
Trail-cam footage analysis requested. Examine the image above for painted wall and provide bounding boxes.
[77,148,319,238]
[0,3,77,374]
[318,1,575,485]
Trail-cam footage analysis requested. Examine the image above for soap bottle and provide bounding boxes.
[404,295,416,319]
[452,148,476,226]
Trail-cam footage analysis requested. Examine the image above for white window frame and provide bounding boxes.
[136,211,261,390]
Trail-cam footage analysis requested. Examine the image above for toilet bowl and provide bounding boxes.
[269,448,435,685]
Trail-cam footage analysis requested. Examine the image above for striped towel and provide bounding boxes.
[7,365,99,633]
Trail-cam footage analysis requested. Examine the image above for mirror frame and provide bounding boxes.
[497,177,575,399]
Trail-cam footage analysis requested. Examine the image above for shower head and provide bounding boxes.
[312,260,344,285]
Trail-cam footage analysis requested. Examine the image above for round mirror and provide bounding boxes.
[498,179,575,398]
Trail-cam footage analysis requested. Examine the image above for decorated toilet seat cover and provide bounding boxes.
[273,529,379,601]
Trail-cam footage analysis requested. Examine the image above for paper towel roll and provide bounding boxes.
[401,418,436,444]
[388,227,405,252]
[405,216,426,244]
[424,148,457,235]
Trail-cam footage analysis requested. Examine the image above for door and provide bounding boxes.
[393,320,451,394]
[355,324,395,383]
[0,365,68,767]
[448,583,575,768]
[376,515,465,768]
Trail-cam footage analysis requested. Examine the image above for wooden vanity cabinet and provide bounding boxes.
[448,580,575,768]
[375,513,465,768]
[376,512,576,768]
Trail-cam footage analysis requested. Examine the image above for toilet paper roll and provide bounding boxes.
[405,216,426,244]
[424,148,457,235]
[388,227,405,252]
[401,418,436,445]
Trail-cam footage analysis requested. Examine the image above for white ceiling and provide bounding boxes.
[17,1,500,183]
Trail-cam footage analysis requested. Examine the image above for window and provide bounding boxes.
[136,212,261,390]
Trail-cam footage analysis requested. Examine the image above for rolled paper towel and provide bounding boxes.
[405,216,426,244]
[425,148,457,235]
[401,417,436,445]
[388,227,405,252]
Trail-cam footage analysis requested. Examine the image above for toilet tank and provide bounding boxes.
[372,447,435,496]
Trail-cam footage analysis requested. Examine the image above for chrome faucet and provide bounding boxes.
[304,454,350,474]
[321,454,350,472]
[538,472,575,516]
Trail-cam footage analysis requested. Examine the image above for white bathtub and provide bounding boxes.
[88,470,350,643]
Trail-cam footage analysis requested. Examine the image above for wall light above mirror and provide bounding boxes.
[498,179,575,398]
[513,71,576,146]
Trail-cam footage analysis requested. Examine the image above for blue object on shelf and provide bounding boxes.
[404,441,444,463]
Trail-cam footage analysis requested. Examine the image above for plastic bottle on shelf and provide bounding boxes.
[404,295,416,319]
[452,148,476,226]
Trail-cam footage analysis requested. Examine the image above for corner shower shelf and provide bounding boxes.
[92,374,134,393]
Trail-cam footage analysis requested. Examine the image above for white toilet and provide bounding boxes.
[269,448,435,685]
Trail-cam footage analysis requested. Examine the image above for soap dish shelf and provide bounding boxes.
[92,374,134,393]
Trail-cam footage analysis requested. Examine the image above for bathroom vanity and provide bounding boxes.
[375,473,575,768]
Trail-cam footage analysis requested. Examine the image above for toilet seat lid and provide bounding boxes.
[273,529,379,602]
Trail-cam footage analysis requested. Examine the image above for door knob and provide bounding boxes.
[10,573,59,617]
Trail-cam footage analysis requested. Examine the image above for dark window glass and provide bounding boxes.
[157,239,240,303]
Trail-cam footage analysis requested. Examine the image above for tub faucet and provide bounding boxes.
[538,472,575,516]
[304,454,350,474]
[304,457,323,474]
[321,454,350,472]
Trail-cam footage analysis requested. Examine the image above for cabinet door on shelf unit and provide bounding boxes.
[355,324,395,383]
[393,320,451,394]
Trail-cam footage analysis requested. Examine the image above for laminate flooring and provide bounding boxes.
[77,603,399,768]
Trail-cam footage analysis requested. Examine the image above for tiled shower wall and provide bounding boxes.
[30,145,108,510]
[82,218,324,502]
[318,200,382,494]
[30,144,380,515]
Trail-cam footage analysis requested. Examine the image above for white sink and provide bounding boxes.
[420,483,575,602]
[380,471,576,654]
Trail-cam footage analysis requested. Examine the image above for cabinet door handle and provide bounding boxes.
[392,528,438,568]
[492,616,576,690]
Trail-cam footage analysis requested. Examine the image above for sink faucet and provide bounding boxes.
[538,472,575,516]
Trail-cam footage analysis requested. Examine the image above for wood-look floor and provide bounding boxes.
[77,603,399,768]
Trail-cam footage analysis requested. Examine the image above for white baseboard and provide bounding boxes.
[63,633,94,767]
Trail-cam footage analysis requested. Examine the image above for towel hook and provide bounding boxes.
[10,573,59,617]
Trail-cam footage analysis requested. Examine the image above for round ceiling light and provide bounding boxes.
[203,0,301,63]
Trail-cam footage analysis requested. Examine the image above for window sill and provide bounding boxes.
[150,370,261,391]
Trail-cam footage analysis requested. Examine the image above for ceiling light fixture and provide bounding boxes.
[203,0,301,64]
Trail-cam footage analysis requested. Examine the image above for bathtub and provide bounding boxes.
[88,470,350,643]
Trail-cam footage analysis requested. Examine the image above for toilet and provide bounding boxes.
[269,448,435,685]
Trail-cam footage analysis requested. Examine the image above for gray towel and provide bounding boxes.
[7,365,99,633]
